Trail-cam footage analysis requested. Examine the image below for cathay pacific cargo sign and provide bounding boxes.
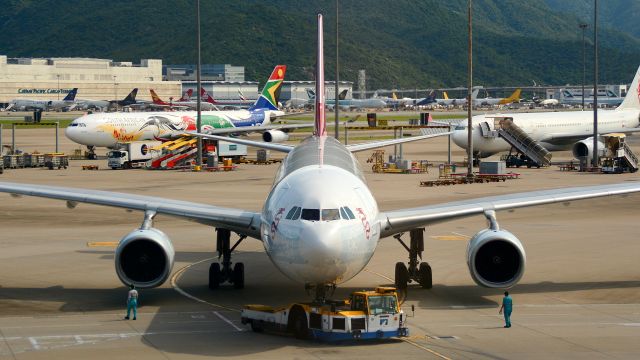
[17,88,74,94]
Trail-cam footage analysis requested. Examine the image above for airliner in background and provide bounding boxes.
[1,15,639,304]
[452,65,640,159]
[201,88,254,109]
[4,88,78,111]
[474,88,522,107]
[149,89,217,110]
[66,65,309,154]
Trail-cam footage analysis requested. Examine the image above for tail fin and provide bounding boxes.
[238,90,247,101]
[471,88,480,99]
[417,91,436,105]
[124,88,138,102]
[444,91,449,100]
[149,89,166,104]
[617,65,640,111]
[179,89,193,102]
[200,88,217,104]
[249,65,287,110]
[306,89,316,99]
[314,14,325,137]
[392,92,398,100]
[63,88,78,101]
[500,88,521,104]
[338,89,348,100]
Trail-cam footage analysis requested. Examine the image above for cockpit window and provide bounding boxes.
[301,209,320,221]
[285,207,298,220]
[322,209,340,221]
[343,206,356,220]
[340,207,348,219]
[292,206,302,220]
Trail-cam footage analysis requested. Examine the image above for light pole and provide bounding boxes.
[334,0,340,139]
[592,0,599,168]
[579,23,588,110]
[56,74,60,100]
[195,0,203,168]
[113,75,118,100]
[466,0,474,179]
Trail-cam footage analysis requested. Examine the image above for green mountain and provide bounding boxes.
[1,0,639,89]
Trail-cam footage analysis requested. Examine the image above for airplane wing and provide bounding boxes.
[378,182,640,238]
[541,128,640,143]
[346,130,453,153]
[191,133,294,153]
[0,182,261,239]
[202,123,312,135]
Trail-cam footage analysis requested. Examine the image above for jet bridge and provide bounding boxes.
[480,117,552,167]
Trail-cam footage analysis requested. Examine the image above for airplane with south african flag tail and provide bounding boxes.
[66,65,312,150]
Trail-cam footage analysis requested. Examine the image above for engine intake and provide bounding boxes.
[262,129,289,143]
[115,228,175,288]
[572,137,606,160]
[466,229,526,288]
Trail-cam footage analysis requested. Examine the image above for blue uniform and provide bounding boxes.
[502,295,513,327]
[125,289,138,320]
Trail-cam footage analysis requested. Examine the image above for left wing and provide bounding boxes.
[203,123,312,135]
[346,130,453,153]
[379,182,640,238]
[0,182,261,239]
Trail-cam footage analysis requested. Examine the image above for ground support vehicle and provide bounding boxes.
[108,141,161,169]
[241,287,409,341]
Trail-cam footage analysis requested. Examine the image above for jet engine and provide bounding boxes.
[115,228,175,289]
[262,129,289,143]
[572,137,606,160]
[466,228,526,288]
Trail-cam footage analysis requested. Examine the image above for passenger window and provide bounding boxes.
[285,207,298,220]
[340,207,348,219]
[322,209,340,221]
[292,206,302,220]
[343,206,356,220]
[301,209,320,221]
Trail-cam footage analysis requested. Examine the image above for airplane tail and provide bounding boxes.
[149,89,165,104]
[200,88,217,104]
[471,88,480,99]
[238,90,247,101]
[416,91,436,106]
[179,89,193,102]
[617,65,640,111]
[124,88,138,102]
[249,65,287,111]
[63,88,78,101]
[306,89,316,99]
[500,88,521,104]
[444,92,450,100]
[392,92,398,100]
[338,89,348,100]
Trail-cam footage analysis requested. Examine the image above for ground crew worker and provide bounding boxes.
[498,291,512,328]
[124,284,138,320]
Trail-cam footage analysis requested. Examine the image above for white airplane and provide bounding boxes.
[1,15,640,303]
[560,88,625,107]
[5,88,78,111]
[474,89,521,107]
[65,65,309,154]
[452,66,640,159]
[433,89,479,107]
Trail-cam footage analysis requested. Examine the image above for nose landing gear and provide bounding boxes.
[208,228,247,289]
[394,228,432,289]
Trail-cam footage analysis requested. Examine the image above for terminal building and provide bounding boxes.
[0,55,181,104]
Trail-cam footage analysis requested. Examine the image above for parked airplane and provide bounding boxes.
[2,15,639,305]
[326,89,387,110]
[149,89,217,110]
[452,66,640,158]
[433,89,479,107]
[474,88,521,106]
[560,88,625,107]
[201,88,254,108]
[66,65,307,155]
[5,88,78,111]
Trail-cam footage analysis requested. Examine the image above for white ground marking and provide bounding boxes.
[213,311,244,331]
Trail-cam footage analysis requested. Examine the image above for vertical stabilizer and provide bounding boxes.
[124,88,138,102]
[149,89,166,104]
[250,65,287,110]
[315,14,326,137]
[617,65,640,111]
[63,88,78,101]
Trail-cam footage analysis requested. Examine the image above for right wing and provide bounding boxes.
[0,182,261,239]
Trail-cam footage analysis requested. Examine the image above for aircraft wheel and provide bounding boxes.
[395,262,409,289]
[418,262,433,289]
[209,263,221,289]
[232,262,245,289]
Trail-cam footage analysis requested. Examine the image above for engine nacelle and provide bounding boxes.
[262,129,289,143]
[572,137,606,159]
[115,228,175,289]
[466,229,526,288]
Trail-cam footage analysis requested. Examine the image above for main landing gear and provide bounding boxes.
[394,228,432,289]
[86,146,97,160]
[209,228,247,290]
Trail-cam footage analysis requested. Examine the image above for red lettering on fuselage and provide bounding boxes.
[356,207,371,240]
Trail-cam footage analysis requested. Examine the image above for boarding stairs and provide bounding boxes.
[480,117,552,167]
[617,141,639,171]
[150,135,198,169]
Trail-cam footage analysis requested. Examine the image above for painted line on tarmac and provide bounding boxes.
[213,311,244,331]
[170,257,241,313]
[86,241,119,247]
[401,338,452,360]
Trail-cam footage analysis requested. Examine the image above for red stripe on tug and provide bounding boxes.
[315,14,327,167]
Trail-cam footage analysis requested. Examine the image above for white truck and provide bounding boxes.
[108,141,161,169]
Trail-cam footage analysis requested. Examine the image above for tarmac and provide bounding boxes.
[0,127,639,359]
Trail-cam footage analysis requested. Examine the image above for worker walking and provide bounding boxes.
[124,284,138,320]
[499,291,513,328]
